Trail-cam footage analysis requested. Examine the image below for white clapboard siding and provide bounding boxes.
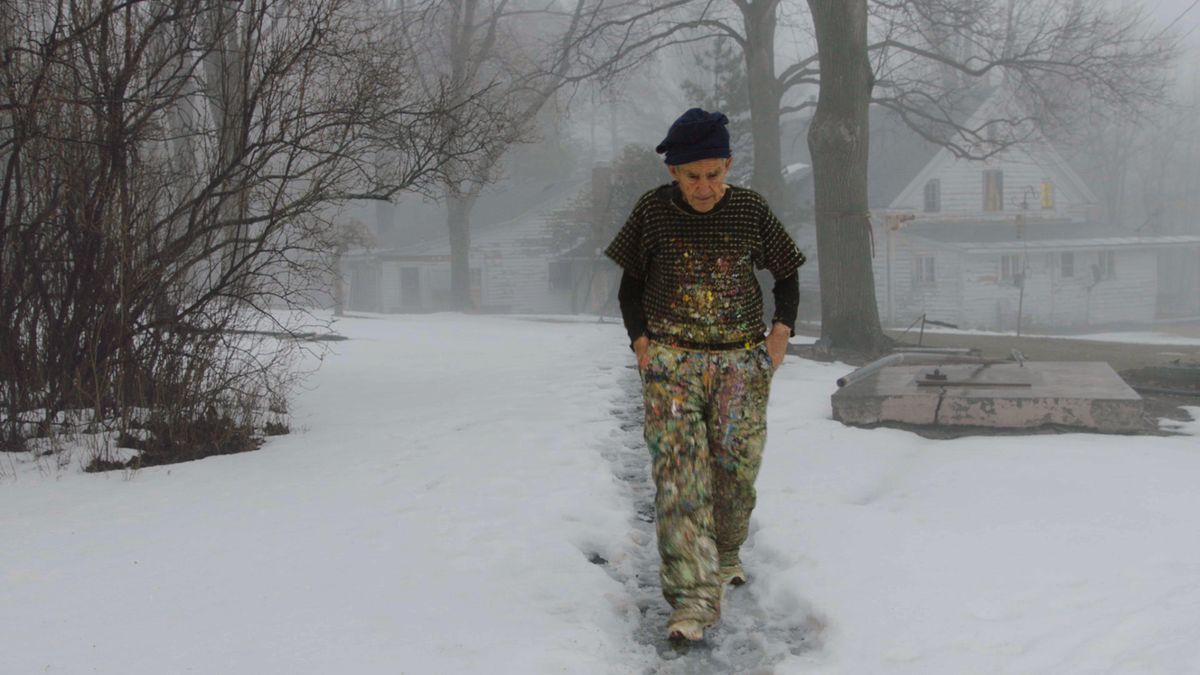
[474,214,574,314]
[1083,250,1158,324]
[960,254,1029,330]
[955,249,1157,329]
[876,235,966,329]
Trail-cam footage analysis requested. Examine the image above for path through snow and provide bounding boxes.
[594,363,819,673]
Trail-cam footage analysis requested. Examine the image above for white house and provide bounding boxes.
[787,91,1200,331]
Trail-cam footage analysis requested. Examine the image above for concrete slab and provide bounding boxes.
[832,361,1146,433]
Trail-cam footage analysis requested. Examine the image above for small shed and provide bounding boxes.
[341,181,587,314]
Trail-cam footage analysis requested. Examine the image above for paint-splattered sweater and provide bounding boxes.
[605,183,805,350]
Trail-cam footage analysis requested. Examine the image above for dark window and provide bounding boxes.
[1095,251,1116,280]
[915,255,936,284]
[548,261,573,290]
[923,179,941,213]
[400,267,421,307]
[1060,252,1074,278]
[1000,254,1020,283]
[984,170,1004,211]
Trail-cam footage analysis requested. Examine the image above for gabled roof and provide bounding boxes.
[783,87,1099,213]
[782,106,942,209]
[888,89,1097,211]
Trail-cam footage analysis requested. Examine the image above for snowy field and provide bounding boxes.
[3,313,1199,674]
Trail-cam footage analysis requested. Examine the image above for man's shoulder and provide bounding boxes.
[637,184,676,205]
[628,184,677,215]
[726,185,770,207]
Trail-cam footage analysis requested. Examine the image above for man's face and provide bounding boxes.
[668,157,732,213]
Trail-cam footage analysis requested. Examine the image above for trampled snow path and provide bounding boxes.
[597,363,819,673]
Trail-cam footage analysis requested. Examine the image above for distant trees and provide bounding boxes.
[0,0,495,465]
[405,0,706,310]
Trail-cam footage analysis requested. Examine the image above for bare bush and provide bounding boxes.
[0,0,492,468]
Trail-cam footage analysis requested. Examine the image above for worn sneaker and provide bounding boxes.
[720,562,747,586]
[667,618,706,642]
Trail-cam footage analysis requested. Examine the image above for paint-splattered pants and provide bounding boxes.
[640,340,773,625]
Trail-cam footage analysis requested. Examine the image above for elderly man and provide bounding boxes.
[605,108,806,642]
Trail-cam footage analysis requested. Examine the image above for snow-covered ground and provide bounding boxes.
[2,313,1199,674]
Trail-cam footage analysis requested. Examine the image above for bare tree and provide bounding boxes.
[0,0,496,464]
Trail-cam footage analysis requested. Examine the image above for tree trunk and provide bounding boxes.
[446,190,475,311]
[806,0,887,354]
[332,244,345,317]
[740,0,785,210]
[202,0,249,281]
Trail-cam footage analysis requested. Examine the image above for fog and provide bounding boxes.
[333,0,1200,338]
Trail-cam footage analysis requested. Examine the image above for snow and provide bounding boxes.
[2,313,1199,674]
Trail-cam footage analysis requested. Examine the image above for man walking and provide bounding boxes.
[605,108,805,642]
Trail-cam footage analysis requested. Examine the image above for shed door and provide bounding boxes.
[401,267,421,309]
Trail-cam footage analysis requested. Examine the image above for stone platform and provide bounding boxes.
[832,361,1146,433]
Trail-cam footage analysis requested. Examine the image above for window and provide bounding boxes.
[915,255,936,284]
[1094,251,1116,281]
[923,179,941,213]
[1000,254,1021,284]
[548,261,572,290]
[983,170,1004,211]
[1041,181,1054,209]
[1060,252,1074,279]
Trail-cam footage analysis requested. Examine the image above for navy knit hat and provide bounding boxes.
[655,108,731,166]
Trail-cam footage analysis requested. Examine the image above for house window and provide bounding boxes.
[983,170,1004,211]
[1094,251,1116,281]
[1041,181,1054,209]
[915,255,936,284]
[1000,254,1021,284]
[548,261,572,290]
[1060,252,1074,278]
[923,179,941,213]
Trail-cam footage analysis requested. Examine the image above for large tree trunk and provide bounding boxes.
[740,0,785,210]
[806,0,887,354]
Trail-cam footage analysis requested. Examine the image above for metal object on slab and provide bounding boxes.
[837,353,1004,388]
